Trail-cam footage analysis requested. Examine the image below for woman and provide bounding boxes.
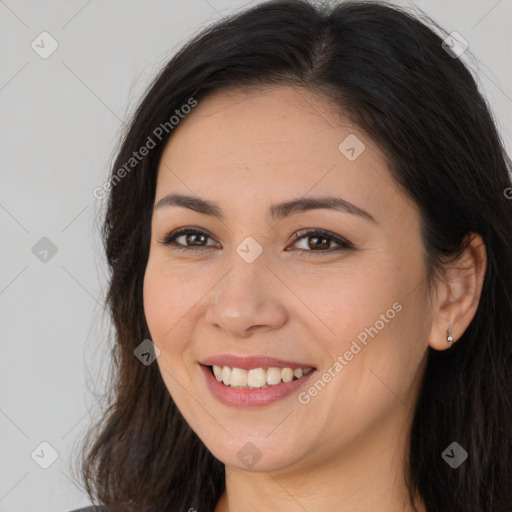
[72,1,512,511]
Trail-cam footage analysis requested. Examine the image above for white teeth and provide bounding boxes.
[266,367,282,385]
[230,368,248,387]
[213,365,223,380]
[222,366,232,386]
[211,365,314,388]
[248,368,266,388]
[281,367,294,383]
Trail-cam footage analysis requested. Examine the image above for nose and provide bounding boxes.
[204,256,289,338]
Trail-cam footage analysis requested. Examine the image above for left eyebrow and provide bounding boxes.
[269,195,377,224]
[153,193,377,224]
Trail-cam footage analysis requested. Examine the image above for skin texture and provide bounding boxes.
[143,85,486,512]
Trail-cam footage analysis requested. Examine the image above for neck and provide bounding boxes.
[215,408,426,512]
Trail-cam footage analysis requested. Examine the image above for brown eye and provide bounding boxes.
[288,229,353,255]
[183,232,207,246]
[159,228,219,252]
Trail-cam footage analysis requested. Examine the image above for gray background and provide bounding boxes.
[0,1,510,511]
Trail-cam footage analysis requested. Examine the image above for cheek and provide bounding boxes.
[143,263,171,337]
[304,264,399,351]
[143,261,197,400]
[142,260,194,355]
[313,254,427,391]
[143,255,199,327]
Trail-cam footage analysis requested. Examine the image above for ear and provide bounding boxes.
[428,232,487,351]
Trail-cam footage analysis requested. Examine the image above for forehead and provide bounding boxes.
[161,85,360,166]
[155,85,406,221]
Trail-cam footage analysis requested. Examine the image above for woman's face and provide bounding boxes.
[143,85,432,472]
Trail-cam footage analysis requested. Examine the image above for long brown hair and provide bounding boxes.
[74,1,512,510]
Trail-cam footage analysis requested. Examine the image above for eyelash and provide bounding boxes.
[158,227,353,256]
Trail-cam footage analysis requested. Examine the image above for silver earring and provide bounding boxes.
[447,327,454,347]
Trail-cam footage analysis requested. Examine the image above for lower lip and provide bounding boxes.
[200,364,317,407]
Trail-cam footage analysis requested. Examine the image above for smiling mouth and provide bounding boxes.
[206,364,315,389]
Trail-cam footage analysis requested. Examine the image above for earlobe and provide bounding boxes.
[429,322,458,351]
[427,232,487,351]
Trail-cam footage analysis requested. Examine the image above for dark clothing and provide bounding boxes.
[69,507,103,512]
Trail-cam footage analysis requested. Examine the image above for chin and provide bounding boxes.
[203,434,308,473]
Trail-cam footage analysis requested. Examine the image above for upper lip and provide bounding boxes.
[201,354,315,370]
